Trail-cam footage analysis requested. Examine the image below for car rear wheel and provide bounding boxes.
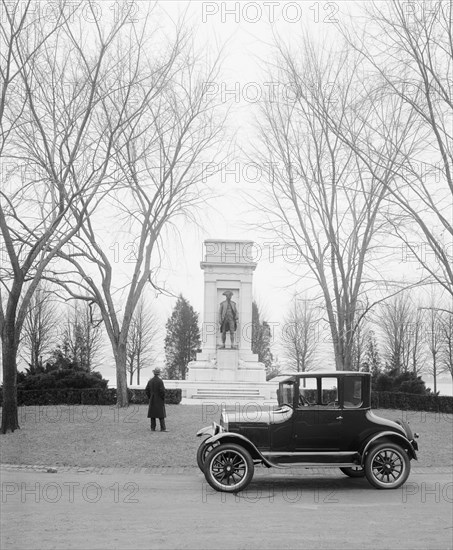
[365,442,410,489]
[196,439,219,472]
[340,466,365,478]
[204,443,254,493]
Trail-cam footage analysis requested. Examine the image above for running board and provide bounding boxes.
[260,461,359,469]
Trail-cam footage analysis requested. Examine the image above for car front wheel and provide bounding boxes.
[365,442,410,489]
[204,443,254,493]
[196,439,219,472]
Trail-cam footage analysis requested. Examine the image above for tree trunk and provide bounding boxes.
[343,341,353,371]
[137,366,140,386]
[115,343,129,407]
[433,355,437,395]
[1,333,19,433]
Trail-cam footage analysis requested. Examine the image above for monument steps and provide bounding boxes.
[192,387,264,400]
[192,388,264,399]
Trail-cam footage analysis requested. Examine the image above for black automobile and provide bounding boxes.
[196,371,419,493]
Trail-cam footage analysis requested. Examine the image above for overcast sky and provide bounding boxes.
[78,1,450,393]
[8,0,450,392]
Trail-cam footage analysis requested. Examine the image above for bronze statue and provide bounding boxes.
[218,290,238,349]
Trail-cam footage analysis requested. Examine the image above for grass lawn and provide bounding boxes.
[0,404,451,468]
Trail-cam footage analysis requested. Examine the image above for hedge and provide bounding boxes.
[371,391,453,414]
[0,388,451,413]
[0,388,182,407]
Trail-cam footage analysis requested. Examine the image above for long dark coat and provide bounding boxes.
[145,375,166,418]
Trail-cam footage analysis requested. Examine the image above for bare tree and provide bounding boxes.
[282,297,319,374]
[126,296,159,386]
[407,307,426,375]
[0,1,157,431]
[379,293,411,373]
[0,0,112,432]
[62,301,102,372]
[339,1,453,296]
[424,290,446,393]
[351,321,367,372]
[439,311,453,381]
[255,37,413,370]
[378,292,426,374]
[20,284,58,373]
[52,29,226,404]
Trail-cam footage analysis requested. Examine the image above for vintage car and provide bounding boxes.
[196,371,419,493]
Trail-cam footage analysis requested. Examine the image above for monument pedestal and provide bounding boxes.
[188,348,267,384]
[185,239,271,400]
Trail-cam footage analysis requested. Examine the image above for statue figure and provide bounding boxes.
[218,290,238,349]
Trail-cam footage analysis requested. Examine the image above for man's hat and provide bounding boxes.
[223,290,233,297]
[153,367,162,374]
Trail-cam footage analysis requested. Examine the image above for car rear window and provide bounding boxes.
[343,376,363,408]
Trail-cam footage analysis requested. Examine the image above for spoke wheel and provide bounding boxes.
[340,466,365,478]
[365,442,410,489]
[204,443,254,493]
[196,440,219,472]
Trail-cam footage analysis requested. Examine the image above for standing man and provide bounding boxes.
[218,290,238,349]
[145,367,167,432]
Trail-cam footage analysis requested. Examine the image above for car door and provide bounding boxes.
[271,379,296,452]
[292,377,342,451]
[339,375,370,451]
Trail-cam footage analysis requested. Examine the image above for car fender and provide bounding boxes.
[204,432,274,468]
[360,431,417,465]
[197,422,223,438]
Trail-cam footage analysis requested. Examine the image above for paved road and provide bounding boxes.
[1,465,452,550]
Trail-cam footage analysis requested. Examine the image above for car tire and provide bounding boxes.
[340,466,366,478]
[196,439,219,472]
[204,443,254,493]
[365,442,410,489]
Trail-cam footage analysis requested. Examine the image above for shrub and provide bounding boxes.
[128,388,182,405]
[372,370,428,395]
[17,368,108,392]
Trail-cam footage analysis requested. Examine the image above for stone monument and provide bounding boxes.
[185,239,270,397]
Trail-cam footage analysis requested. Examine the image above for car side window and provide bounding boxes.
[321,378,339,407]
[343,376,363,408]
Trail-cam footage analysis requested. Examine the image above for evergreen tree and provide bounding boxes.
[251,301,273,375]
[164,295,201,380]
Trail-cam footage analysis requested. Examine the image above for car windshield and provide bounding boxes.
[278,380,295,406]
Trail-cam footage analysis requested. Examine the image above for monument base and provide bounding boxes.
[187,348,267,383]
[164,379,279,402]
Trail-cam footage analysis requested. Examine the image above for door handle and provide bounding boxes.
[336,416,343,420]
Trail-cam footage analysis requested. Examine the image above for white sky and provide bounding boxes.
[101,1,450,393]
